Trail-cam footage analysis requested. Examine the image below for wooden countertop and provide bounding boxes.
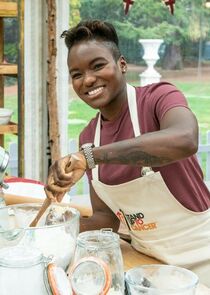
[120,239,160,271]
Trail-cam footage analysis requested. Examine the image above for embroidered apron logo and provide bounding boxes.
[116,209,157,231]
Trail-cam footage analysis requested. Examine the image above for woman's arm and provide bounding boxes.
[93,107,198,167]
[45,106,198,197]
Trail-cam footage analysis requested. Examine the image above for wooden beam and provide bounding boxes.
[47,0,61,162]
[0,64,18,75]
[0,2,17,17]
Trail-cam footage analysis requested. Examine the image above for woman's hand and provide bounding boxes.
[45,152,87,202]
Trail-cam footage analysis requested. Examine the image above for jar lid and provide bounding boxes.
[77,228,120,250]
[69,256,111,295]
[0,246,43,267]
[47,263,72,295]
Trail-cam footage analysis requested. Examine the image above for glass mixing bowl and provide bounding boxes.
[0,203,80,270]
[125,264,199,295]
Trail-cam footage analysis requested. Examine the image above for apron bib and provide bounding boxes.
[91,84,210,287]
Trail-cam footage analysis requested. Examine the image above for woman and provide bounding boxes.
[46,20,210,286]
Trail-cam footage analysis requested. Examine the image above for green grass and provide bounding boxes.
[170,82,210,137]
[4,94,18,149]
[3,79,209,181]
[173,81,210,99]
[68,100,97,139]
[68,81,210,139]
[187,97,210,131]
[4,93,18,121]
[4,80,210,148]
[174,82,210,176]
[68,86,210,180]
[68,81,210,178]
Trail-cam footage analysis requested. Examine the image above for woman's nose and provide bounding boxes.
[83,71,96,86]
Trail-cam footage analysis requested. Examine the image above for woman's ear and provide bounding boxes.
[118,56,127,73]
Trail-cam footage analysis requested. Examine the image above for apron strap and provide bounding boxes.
[126,84,153,176]
[92,84,153,180]
[126,83,141,137]
[92,113,101,180]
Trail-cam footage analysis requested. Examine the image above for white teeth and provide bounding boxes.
[88,87,103,96]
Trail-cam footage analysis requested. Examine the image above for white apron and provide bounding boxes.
[91,84,210,287]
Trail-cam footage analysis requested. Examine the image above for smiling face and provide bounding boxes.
[68,40,127,115]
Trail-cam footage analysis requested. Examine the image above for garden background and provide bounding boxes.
[4,0,210,182]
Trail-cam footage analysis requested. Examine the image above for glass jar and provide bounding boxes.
[0,246,49,295]
[71,229,124,294]
[0,245,72,295]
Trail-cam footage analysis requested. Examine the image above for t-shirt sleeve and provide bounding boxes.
[79,113,99,147]
[148,82,189,121]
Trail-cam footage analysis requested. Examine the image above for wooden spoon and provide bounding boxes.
[29,197,52,227]
[29,172,72,228]
[29,154,81,227]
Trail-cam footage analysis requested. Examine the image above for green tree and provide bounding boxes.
[70,0,81,28]
[80,0,123,21]
[4,18,18,63]
[72,0,210,69]
[124,0,210,69]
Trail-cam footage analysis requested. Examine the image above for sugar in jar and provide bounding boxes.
[0,245,72,295]
[70,229,125,294]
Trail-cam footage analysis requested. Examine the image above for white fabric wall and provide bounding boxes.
[24,0,69,182]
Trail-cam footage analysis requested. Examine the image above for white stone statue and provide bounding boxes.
[139,39,163,86]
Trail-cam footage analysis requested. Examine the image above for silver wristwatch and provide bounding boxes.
[80,143,96,169]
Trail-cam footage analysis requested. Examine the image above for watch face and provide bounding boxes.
[81,143,94,149]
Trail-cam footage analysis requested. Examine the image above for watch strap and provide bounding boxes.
[80,143,95,169]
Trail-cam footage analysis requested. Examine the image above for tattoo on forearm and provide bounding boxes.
[97,150,171,167]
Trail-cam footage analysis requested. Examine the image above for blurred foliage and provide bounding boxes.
[4,18,18,63]
[75,0,210,68]
[4,0,210,70]
[69,0,81,28]
[4,18,18,86]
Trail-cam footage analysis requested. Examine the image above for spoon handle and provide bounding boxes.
[29,157,74,227]
[29,197,52,227]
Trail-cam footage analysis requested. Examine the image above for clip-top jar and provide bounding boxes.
[0,246,49,295]
[70,229,124,294]
[0,245,72,295]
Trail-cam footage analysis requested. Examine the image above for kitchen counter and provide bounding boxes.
[120,239,210,294]
[4,191,210,294]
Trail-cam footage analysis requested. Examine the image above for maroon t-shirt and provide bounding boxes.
[79,82,210,212]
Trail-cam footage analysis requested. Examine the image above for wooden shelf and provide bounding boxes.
[0,63,17,75]
[0,0,24,176]
[0,2,17,17]
[0,121,17,134]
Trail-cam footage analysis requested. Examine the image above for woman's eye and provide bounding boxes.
[71,73,82,79]
[94,63,105,70]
